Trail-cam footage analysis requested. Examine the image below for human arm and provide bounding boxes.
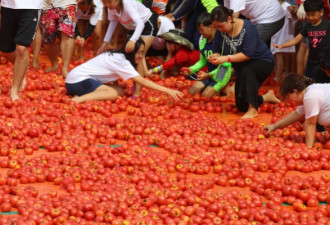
[189,54,207,74]
[125,3,145,51]
[263,111,305,133]
[97,20,118,54]
[132,75,184,100]
[172,0,197,20]
[208,52,250,65]
[305,115,317,148]
[82,23,96,40]
[272,33,304,49]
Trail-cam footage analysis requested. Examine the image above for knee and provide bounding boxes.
[15,45,29,58]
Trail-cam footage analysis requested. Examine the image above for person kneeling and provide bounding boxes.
[65,37,183,103]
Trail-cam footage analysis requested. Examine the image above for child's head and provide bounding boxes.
[159,29,194,53]
[78,0,96,14]
[102,0,122,10]
[196,13,215,39]
[109,37,145,67]
[304,0,324,25]
[319,45,330,77]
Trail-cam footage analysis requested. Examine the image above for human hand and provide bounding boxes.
[180,67,191,76]
[75,36,85,46]
[272,44,282,49]
[97,42,108,55]
[297,4,306,20]
[208,53,224,65]
[125,40,136,53]
[167,89,184,101]
[196,71,209,81]
[287,5,298,15]
[145,69,153,77]
[262,124,276,134]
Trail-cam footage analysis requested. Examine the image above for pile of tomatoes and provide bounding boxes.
[0,56,329,225]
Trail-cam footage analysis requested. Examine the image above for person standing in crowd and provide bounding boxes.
[271,0,298,82]
[223,0,286,43]
[0,0,43,101]
[208,6,281,119]
[264,74,330,148]
[272,0,330,78]
[39,0,78,77]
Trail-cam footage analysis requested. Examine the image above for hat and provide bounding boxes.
[158,29,194,50]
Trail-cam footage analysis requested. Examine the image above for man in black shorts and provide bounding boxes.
[0,0,43,101]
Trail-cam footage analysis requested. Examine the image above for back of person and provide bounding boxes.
[224,0,285,24]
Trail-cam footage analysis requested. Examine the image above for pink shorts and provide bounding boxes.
[39,4,77,44]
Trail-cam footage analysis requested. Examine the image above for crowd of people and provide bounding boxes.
[0,0,330,147]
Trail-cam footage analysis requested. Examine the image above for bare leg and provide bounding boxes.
[45,41,59,73]
[189,81,205,95]
[72,84,121,103]
[32,27,42,68]
[296,42,308,75]
[10,45,30,101]
[202,86,217,98]
[274,53,284,81]
[92,21,103,55]
[74,20,88,60]
[133,36,154,96]
[61,33,75,77]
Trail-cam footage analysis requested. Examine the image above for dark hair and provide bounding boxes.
[210,6,234,23]
[319,45,330,70]
[79,0,96,15]
[197,13,212,27]
[107,37,145,67]
[304,0,324,12]
[280,73,314,98]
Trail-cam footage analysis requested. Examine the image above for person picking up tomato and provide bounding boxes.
[264,74,330,148]
[65,37,184,103]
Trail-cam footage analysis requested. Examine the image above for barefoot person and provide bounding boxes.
[39,0,78,77]
[208,6,281,119]
[0,0,43,101]
[264,74,330,148]
[65,37,183,103]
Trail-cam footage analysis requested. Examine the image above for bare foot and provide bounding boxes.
[19,77,26,91]
[72,96,82,104]
[45,64,59,73]
[62,68,69,78]
[242,107,258,119]
[10,88,20,101]
[262,90,281,104]
[32,58,39,69]
[223,83,235,96]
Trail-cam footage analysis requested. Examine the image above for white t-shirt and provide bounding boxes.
[271,2,297,54]
[224,0,285,24]
[2,0,43,9]
[104,0,152,42]
[43,0,77,10]
[152,16,175,50]
[77,0,103,26]
[66,53,140,84]
[296,84,330,126]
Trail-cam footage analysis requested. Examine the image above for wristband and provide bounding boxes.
[227,55,232,63]
[152,65,162,73]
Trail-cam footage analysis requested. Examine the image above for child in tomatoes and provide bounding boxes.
[65,37,183,103]
[148,29,203,79]
[180,13,232,98]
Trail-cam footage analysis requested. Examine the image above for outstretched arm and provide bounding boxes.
[264,111,304,133]
[305,115,317,148]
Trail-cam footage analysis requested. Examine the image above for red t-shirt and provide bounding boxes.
[163,48,205,71]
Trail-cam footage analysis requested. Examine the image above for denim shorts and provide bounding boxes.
[202,77,217,88]
[66,78,103,96]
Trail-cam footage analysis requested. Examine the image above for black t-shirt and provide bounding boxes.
[300,19,330,64]
[214,20,274,71]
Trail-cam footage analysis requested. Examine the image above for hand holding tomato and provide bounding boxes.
[208,53,223,65]
[166,89,184,101]
[180,67,191,76]
[75,36,85,46]
[263,124,276,134]
[196,71,209,81]
[125,40,136,53]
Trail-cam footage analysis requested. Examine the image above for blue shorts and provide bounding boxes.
[65,78,103,96]
[202,77,217,88]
